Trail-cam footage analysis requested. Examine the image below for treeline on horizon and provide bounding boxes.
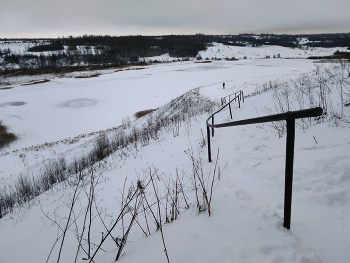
[2,33,350,48]
[1,35,209,74]
[1,33,350,75]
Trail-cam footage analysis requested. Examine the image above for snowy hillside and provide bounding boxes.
[198,42,347,60]
[0,47,349,263]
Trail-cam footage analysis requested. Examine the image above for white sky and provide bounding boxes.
[1,0,350,38]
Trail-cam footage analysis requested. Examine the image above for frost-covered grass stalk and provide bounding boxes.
[42,144,222,262]
[248,61,350,136]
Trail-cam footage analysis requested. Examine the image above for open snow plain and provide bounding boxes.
[0,50,350,263]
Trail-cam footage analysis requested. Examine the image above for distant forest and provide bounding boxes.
[1,33,350,74]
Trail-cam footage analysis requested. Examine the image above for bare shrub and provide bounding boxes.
[0,120,18,149]
[185,145,222,216]
[41,157,67,187]
[15,174,35,204]
[0,186,16,218]
[90,134,112,162]
[163,168,189,223]
[112,129,127,149]
[255,61,350,135]
[67,156,89,175]
[44,144,223,262]
[122,116,131,129]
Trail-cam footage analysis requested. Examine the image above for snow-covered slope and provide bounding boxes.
[0,51,349,263]
[0,58,317,184]
[199,42,346,60]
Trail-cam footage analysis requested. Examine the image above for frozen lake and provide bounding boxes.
[0,59,317,150]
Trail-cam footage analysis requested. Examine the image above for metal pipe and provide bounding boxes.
[205,107,323,229]
[206,107,323,128]
[207,126,211,162]
[211,116,214,137]
[284,119,295,229]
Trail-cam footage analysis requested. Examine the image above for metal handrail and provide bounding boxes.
[206,107,323,129]
[220,90,245,105]
[209,90,244,137]
[205,106,323,229]
[221,90,244,105]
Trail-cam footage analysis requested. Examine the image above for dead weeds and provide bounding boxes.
[194,61,212,64]
[75,73,101,78]
[0,87,14,90]
[134,109,157,119]
[21,79,50,86]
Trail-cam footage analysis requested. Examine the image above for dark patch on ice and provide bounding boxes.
[0,101,26,107]
[175,65,229,72]
[0,87,14,90]
[57,98,98,108]
[256,65,273,67]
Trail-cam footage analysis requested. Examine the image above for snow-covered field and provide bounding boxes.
[199,42,347,60]
[0,45,349,263]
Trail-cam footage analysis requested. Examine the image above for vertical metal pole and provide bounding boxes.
[284,119,295,229]
[211,116,214,137]
[207,125,212,162]
[238,95,241,108]
[229,102,233,119]
[242,91,244,103]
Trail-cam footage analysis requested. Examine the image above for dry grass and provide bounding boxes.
[134,109,157,119]
[308,55,350,60]
[75,73,101,78]
[115,67,146,73]
[73,66,145,77]
[21,79,50,86]
[0,120,17,149]
[194,61,212,64]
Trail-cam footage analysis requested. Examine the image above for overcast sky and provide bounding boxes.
[1,0,350,38]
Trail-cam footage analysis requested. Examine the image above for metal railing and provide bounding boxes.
[220,90,244,106]
[205,106,323,229]
[210,91,244,138]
